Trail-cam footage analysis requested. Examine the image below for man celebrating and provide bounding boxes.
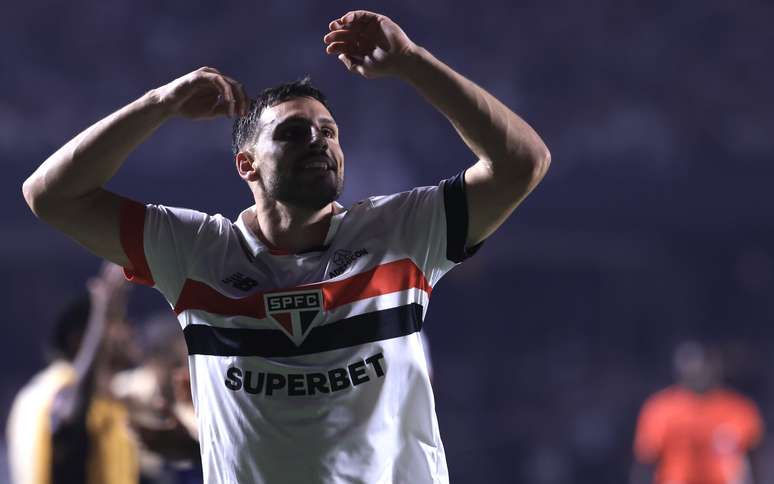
[23,10,550,484]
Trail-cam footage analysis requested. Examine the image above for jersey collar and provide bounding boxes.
[235,202,346,257]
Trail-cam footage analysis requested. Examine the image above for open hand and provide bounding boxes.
[324,11,418,79]
[152,67,249,120]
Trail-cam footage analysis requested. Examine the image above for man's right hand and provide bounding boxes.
[23,66,250,270]
[152,66,250,120]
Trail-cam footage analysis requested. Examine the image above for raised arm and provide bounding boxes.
[49,262,130,432]
[22,67,248,266]
[324,11,550,247]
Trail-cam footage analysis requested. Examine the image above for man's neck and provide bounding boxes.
[250,199,336,254]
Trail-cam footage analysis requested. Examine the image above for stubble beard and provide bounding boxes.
[269,170,344,211]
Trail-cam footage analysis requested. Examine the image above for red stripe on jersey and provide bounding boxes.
[120,199,154,286]
[174,278,266,318]
[321,258,432,309]
[271,312,293,333]
[173,258,432,317]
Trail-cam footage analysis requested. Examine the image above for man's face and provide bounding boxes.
[250,97,344,210]
[674,343,720,392]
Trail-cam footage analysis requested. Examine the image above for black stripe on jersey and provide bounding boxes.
[443,170,483,263]
[183,303,423,357]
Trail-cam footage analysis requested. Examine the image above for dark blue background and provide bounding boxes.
[2,1,773,482]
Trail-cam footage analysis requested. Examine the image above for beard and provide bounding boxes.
[268,167,343,211]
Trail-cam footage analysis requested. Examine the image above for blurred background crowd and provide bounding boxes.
[1,1,772,483]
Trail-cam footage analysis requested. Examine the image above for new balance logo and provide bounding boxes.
[222,272,259,291]
[328,248,368,278]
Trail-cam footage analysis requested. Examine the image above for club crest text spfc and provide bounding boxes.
[264,289,324,346]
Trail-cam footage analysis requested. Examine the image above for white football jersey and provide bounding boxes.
[120,172,477,484]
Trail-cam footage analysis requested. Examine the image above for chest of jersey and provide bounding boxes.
[176,208,431,354]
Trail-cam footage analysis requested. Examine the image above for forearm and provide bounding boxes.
[72,297,108,382]
[400,47,549,175]
[22,90,169,217]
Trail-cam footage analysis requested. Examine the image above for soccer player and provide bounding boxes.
[22,10,550,483]
[632,341,764,484]
[6,263,140,484]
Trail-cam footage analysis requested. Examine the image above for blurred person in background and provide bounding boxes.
[6,263,140,484]
[631,341,764,484]
[112,311,201,484]
[20,9,550,483]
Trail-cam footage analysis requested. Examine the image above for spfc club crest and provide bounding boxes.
[263,289,324,346]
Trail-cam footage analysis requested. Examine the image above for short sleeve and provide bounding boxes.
[634,396,665,464]
[372,170,482,286]
[119,199,213,305]
[442,170,483,263]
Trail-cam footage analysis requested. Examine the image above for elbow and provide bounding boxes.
[22,175,56,220]
[488,146,551,189]
[22,176,42,217]
[533,146,551,181]
[520,146,550,187]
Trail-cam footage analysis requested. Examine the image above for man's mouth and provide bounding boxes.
[298,154,335,171]
[304,160,330,170]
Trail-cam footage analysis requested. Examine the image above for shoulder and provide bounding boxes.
[146,203,218,224]
[9,363,75,412]
[145,203,234,236]
[353,185,443,212]
[719,388,761,414]
[643,386,684,410]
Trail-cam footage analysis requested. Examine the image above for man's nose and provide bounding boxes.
[309,127,328,150]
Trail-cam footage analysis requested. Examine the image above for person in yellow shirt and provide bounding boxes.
[6,263,140,484]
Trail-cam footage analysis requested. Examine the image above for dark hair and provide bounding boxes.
[231,76,333,156]
[48,293,91,362]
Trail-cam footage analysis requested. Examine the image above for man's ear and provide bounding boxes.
[236,151,258,182]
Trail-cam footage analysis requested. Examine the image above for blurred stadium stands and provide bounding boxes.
[1,1,772,482]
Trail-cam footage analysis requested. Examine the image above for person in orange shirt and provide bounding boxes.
[632,341,764,484]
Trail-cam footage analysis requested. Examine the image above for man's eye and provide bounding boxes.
[322,128,335,138]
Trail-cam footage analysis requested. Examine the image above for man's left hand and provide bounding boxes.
[324,11,418,79]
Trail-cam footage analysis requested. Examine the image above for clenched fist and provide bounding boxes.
[152,67,249,120]
[324,11,419,79]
